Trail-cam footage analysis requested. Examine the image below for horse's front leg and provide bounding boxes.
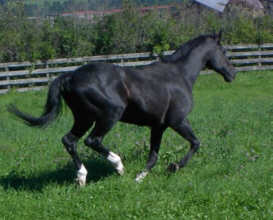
[135,126,166,182]
[168,119,200,172]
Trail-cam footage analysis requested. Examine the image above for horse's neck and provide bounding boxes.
[178,47,208,89]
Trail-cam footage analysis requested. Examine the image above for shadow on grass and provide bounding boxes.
[0,158,116,192]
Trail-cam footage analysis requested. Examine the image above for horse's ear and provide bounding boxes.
[218,30,223,42]
[215,30,223,44]
[212,30,221,44]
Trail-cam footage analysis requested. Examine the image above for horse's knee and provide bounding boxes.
[84,136,109,156]
[191,140,200,152]
[84,137,96,147]
[84,136,102,149]
[61,135,69,146]
[62,133,78,153]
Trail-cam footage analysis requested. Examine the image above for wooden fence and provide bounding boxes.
[0,43,272,94]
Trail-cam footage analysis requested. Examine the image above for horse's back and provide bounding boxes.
[60,63,127,119]
[69,63,124,86]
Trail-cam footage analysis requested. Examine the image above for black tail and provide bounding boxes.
[8,75,66,127]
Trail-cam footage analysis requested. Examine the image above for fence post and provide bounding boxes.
[45,61,50,85]
[258,44,262,67]
[5,65,10,92]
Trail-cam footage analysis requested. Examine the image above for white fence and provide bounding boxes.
[0,43,272,94]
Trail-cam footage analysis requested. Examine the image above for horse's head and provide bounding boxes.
[206,31,237,82]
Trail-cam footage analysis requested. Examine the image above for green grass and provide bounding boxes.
[0,71,273,219]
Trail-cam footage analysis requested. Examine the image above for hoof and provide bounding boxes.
[135,171,148,183]
[167,163,179,173]
[116,166,125,176]
[107,152,125,176]
[76,164,87,187]
[76,176,86,187]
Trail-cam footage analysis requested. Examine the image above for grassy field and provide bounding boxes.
[0,71,272,219]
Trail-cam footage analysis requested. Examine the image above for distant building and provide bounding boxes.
[262,0,273,15]
[229,0,264,10]
[61,9,122,20]
[228,0,265,16]
[61,5,173,21]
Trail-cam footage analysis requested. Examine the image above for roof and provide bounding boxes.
[230,0,264,10]
[61,5,173,17]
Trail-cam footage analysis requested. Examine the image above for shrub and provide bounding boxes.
[0,1,272,62]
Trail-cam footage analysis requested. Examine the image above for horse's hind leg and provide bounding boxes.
[62,119,93,186]
[84,107,125,175]
[168,119,200,172]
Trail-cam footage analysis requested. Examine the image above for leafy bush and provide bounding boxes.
[0,1,272,63]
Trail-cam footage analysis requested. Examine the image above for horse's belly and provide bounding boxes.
[120,102,166,126]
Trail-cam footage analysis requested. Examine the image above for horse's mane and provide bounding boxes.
[161,34,212,63]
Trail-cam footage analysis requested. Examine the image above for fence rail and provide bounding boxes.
[0,43,272,94]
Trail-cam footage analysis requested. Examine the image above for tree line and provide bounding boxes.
[0,0,181,16]
[0,1,272,63]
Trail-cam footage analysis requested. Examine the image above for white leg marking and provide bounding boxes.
[135,171,148,183]
[76,164,88,187]
[107,152,124,175]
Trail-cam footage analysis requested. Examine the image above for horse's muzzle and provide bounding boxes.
[224,68,237,82]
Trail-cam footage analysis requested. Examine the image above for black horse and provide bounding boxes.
[8,32,236,185]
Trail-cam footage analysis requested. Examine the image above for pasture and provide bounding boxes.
[0,70,272,219]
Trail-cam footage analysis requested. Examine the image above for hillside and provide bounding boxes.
[23,0,180,7]
[1,0,181,16]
